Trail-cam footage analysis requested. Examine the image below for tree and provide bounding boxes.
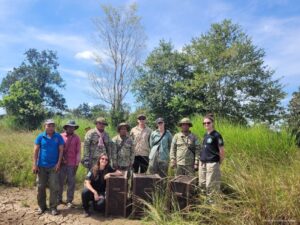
[134,20,285,125]
[70,103,108,120]
[287,87,300,146]
[0,49,66,112]
[0,81,46,129]
[89,3,146,126]
[133,40,192,129]
[72,103,92,119]
[179,19,285,123]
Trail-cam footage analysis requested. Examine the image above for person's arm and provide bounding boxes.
[104,169,122,180]
[130,142,135,167]
[219,146,225,163]
[194,137,201,170]
[82,132,92,167]
[149,132,154,149]
[55,144,64,172]
[75,136,81,170]
[111,139,118,168]
[32,144,40,173]
[170,135,177,168]
[84,179,101,201]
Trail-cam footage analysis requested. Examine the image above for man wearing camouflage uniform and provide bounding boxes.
[170,118,201,176]
[82,117,113,169]
[112,122,134,171]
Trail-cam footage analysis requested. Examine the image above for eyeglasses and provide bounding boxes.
[100,157,108,161]
[203,122,211,125]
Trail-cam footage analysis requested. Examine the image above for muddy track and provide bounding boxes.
[0,186,144,225]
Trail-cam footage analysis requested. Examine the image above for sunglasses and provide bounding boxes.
[203,122,211,125]
[158,122,164,124]
[96,122,106,125]
[100,157,108,161]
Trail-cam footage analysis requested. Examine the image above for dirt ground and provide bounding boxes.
[0,186,145,225]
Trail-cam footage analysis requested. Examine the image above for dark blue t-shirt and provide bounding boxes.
[35,132,65,168]
[200,130,224,163]
[85,165,115,194]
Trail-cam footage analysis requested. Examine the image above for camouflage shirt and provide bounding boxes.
[170,132,201,166]
[83,128,113,169]
[112,135,134,168]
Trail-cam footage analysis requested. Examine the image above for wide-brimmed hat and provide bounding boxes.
[63,120,79,130]
[95,117,108,125]
[117,122,130,132]
[44,119,55,125]
[137,114,146,120]
[178,118,193,127]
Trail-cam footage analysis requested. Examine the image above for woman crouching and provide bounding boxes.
[81,153,121,217]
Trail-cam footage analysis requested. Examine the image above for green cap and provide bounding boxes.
[95,117,108,125]
[178,118,193,127]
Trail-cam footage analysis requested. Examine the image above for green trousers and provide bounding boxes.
[37,167,59,210]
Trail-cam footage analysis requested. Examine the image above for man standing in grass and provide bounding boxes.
[130,114,152,173]
[58,120,81,208]
[32,119,64,216]
[170,118,200,176]
[112,122,134,172]
[82,117,113,169]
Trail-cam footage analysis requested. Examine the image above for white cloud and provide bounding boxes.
[75,50,95,60]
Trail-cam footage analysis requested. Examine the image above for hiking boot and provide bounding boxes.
[51,208,59,216]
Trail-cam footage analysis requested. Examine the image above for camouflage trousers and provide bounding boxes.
[199,162,221,196]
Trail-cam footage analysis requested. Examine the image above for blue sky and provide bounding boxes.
[0,0,299,113]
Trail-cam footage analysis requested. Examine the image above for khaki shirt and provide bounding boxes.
[170,132,201,166]
[130,126,152,157]
[112,135,134,168]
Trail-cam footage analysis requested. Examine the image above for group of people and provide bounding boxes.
[32,113,225,216]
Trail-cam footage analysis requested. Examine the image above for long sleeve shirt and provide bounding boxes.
[61,132,81,166]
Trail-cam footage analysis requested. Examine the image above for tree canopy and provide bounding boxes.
[0,48,66,112]
[133,20,285,127]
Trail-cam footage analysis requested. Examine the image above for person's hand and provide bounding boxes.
[99,194,104,200]
[55,163,61,172]
[171,159,176,168]
[104,173,111,180]
[94,192,100,201]
[115,170,122,176]
[194,163,198,171]
[32,165,39,174]
[74,165,78,173]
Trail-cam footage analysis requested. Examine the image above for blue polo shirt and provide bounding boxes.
[35,132,65,168]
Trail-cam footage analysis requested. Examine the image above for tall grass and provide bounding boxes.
[0,116,118,186]
[1,115,299,224]
[141,115,300,224]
